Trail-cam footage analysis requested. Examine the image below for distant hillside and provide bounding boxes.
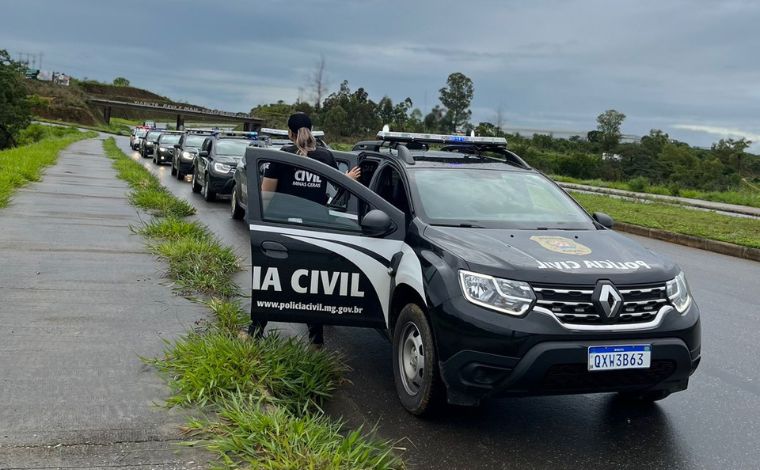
[24,79,196,125]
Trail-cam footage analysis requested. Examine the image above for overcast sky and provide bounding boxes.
[2,0,759,149]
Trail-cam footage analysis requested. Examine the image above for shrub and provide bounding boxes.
[627,176,649,192]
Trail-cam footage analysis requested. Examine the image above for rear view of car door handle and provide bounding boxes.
[261,241,288,259]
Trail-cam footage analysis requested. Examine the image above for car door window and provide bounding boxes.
[259,159,372,233]
[374,165,411,215]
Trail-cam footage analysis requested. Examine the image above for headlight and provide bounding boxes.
[666,271,692,314]
[158,147,167,152]
[146,141,154,147]
[459,270,536,316]
[181,150,195,160]
[213,162,233,173]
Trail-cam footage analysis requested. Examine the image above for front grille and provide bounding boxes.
[541,360,676,392]
[532,282,669,326]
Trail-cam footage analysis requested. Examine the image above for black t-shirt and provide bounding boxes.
[263,145,337,205]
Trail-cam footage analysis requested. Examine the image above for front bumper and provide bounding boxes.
[433,296,701,406]
[177,157,194,173]
[155,150,174,163]
[208,172,235,195]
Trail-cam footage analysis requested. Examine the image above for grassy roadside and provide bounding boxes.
[0,127,97,208]
[572,192,760,249]
[103,137,403,468]
[554,174,760,209]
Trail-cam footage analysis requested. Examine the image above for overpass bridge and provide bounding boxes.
[88,98,264,131]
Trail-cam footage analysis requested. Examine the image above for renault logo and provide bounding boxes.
[592,281,623,321]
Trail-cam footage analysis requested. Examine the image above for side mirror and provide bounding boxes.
[173,144,181,149]
[199,150,209,158]
[361,209,393,237]
[593,212,614,229]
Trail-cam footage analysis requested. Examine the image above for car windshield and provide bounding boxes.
[409,168,595,230]
[146,132,161,140]
[159,134,181,145]
[135,129,147,137]
[215,139,250,156]
[183,135,207,148]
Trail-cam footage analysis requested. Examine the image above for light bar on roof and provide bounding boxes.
[377,131,506,146]
[260,128,325,138]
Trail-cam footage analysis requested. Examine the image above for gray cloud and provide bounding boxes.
[1,0,759,149]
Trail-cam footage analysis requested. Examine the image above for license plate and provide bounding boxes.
[588,345,651,371]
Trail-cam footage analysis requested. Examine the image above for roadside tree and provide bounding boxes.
[596,109,626,151]
[113,77,130,87]
[0,49,31,149]
[439,72,474,132]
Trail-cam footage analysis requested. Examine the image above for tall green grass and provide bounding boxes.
[103,138,195,217]
[188,393,403,469]
[0,127,97,208]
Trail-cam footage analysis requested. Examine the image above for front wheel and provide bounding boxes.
[202,173,216,202]
[392,304,445,416]
[191,170,202,193]
[231,187,245,219]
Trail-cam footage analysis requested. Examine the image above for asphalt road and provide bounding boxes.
[116,137,760,470]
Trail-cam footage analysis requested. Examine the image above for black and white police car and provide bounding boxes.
[191,131,259,202]
[152,131,184,166]
[170,129,215,180]
[243,130,701,416]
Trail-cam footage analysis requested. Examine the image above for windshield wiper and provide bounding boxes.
[432,223,485,228]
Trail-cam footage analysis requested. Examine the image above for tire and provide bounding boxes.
[191,170,202,193]
[231,186,245,220]
[202,173,216,202]
[618,390,670,403]
[392,303,445,416]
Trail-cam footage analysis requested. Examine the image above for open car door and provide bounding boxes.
[245,148,406,329]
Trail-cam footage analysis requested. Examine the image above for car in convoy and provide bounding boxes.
[191,131,258,202]
[242,130,701,416]
[229,130,345,221]
[130,126,149,150]
[171,129,214,180]
[139,129,163,158]
[152,131,184,165]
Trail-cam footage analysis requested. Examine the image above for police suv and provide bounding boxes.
[243,131,701,416]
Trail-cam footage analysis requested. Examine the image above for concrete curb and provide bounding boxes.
[614,222,760,262]
[559,182,760,218]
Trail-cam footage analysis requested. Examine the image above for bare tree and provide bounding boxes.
[310,54,328,108]
[495,103,505,132]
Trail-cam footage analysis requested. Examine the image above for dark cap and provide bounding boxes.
[287,113,312,133]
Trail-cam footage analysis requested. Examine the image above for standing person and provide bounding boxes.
[250,112,360,347]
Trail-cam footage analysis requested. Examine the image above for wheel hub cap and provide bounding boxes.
[398,323,424,396]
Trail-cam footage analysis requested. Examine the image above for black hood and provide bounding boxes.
[424,226,679,285]
[214,155,244,165]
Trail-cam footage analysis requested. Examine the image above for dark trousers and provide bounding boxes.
[249,320,323,344]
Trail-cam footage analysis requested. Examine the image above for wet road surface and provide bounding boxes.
[115,136,760,470]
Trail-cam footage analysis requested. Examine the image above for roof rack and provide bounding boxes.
[260,127,325,138]
[377,130,507,146]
